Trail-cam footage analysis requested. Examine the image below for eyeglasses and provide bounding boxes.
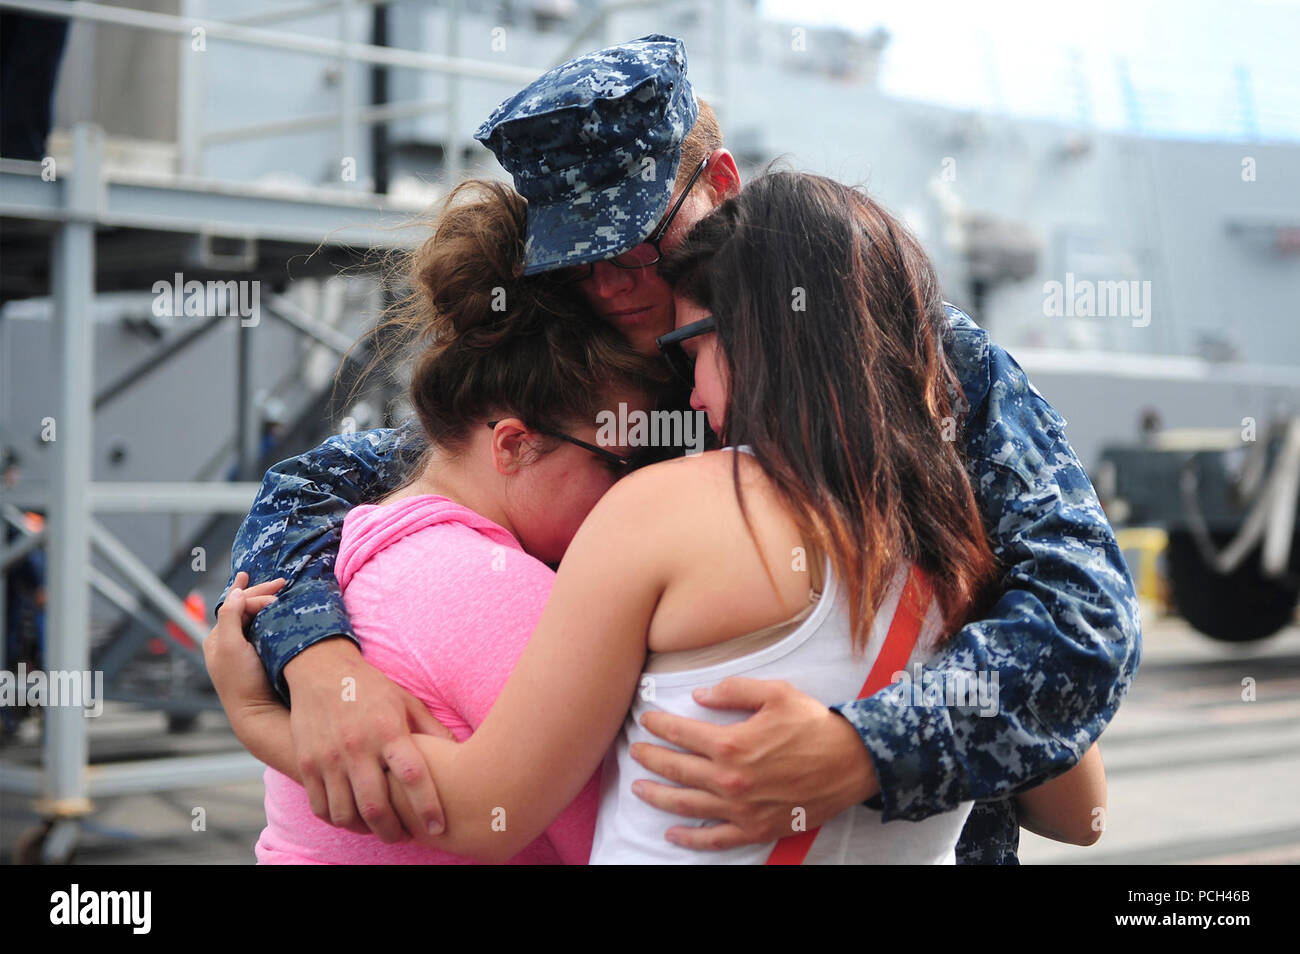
[486,421,635,475]
[655,315,717,386]
[547,155,711,284]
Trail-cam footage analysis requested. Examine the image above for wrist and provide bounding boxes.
[283,635,364,689]
[827,709,880,807]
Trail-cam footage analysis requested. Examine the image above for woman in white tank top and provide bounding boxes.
[221,172,1104,863]
[590,450,970,864]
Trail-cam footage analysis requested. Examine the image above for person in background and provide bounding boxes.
[0,4,70,160]
[2,450,47,741]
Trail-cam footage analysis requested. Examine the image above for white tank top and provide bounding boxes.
[588,447,974,864]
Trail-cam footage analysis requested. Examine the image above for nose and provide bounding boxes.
[582,260,637,300]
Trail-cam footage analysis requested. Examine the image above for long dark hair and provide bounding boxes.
[659,171,997,649]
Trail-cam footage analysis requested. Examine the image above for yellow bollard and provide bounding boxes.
[1115,527,1170,606]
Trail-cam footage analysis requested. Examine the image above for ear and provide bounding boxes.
[705,148,742,203]
[488,417,543,476]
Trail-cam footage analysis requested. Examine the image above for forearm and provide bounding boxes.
[245,583,359,704]
[843,325,1141,824]
[836,478,1138,818]
[1016,741,1105,845]
[396,477,660,862]
[837,578,1133,821]
[221,420,426,701]
[395,736,546,863]
[230,702,300,780]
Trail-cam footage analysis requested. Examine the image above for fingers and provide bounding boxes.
[226,572,285,603]
[234,578,285,626]
[212,588,250,651]
[662,821,754,852]
[347,760,410,843]
[302,770,331,830]
[388,771,423,838]
[218,574,285,627]
[691,677,786,711]
[243,577,287,598]
[306,747,409,842]
[218,586,246,621]
[242,595,279,614]
[405,693,455,741]
[382,735,446,836]
[629,741,733,797]
[637,710,733,760]
[630,776,731,821]
[319,763,370,836]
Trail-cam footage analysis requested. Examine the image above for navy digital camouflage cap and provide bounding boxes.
[474,34,699,276]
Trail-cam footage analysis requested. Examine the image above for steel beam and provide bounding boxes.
[264,292,357,355]
[41,124,101,815]
[87,520,210,648]
[0,0,547,83]
[0,162,426,247]
[2,753,265,798]
[8,482,263,514]
[0,764,42,797]
[86,565,206,667]
[200,98,447,145]
[85,752,265,796]
[96,482,261,512]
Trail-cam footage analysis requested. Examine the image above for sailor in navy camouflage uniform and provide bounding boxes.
[221,34,1141,866]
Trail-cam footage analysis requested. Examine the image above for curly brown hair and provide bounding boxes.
[360,178,670,454]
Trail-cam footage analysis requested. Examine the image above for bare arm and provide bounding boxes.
[220,421,451,842]
[212,469,671,862]
[385,471,668,861]
[206,577,446,836]
[205,574,300,778]
[1015,741,1107,846]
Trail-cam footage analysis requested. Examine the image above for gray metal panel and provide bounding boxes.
[0,161,427,246]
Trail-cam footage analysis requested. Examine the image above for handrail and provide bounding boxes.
[0,0,545,81]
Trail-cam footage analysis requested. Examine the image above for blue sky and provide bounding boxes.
[758,0,1300,140]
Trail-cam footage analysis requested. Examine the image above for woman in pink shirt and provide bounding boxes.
[217,178,671,863]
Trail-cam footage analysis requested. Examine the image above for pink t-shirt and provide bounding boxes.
[255,494,599,864]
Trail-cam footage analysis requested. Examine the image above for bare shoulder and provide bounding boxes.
[573,448,812,650]
[582,448,779,552]
[623,447,768,496]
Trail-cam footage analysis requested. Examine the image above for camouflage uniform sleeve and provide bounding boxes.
[219,418,427,703]
[832,309,1141,855]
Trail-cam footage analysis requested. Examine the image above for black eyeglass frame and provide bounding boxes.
[654,315,717,386]
[547,155,712,284]
[485,420,635,473]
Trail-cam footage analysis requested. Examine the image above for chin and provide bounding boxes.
[636,325,674,357]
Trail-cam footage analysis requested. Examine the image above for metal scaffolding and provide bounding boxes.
[0,0,561,862]
[0,121,416,860]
